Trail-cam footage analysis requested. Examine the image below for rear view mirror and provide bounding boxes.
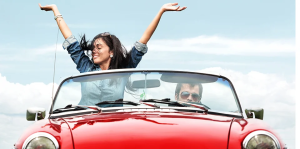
[160,73,218,84]
[245,108,264,120]
[132,79,160,88]
[27,107,46,121]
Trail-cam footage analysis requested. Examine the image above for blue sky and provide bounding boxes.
[0,0,295,84]
[0,0,296,148]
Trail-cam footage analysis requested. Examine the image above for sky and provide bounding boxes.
[0,0,297,148]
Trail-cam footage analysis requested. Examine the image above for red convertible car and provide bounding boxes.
[14,69,286,149]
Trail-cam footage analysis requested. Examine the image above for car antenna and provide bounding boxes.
[51,20,61,100]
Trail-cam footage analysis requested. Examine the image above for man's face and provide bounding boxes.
[176,84,201,102]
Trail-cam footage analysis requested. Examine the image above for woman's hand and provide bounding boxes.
[139,3,187,44]
[161,3,187,12]
[39,3,57,11]
[38,3,72,39]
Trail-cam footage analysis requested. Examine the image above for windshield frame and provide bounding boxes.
[49,69,244,118]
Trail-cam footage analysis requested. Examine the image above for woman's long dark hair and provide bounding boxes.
[80,32,133,69]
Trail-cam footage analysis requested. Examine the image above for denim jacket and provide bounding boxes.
[62,35,148,106]
[62,35,148,73]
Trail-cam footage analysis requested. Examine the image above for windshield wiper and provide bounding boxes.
[53,104,102,114]
[140,98,186,108]
[95,99,140,107]
[141,98,209,112]
[177,101,209,113]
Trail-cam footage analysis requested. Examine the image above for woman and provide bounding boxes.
[39,3,187,106]
[39,3,186,72]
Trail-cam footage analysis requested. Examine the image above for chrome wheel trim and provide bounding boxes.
[242,130,280,149]
[22,132,59,149]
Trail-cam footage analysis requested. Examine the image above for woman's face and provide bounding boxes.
[92,38,113,65]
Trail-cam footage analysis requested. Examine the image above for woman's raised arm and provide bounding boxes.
[39,3,72,39]
[139,3,187,44]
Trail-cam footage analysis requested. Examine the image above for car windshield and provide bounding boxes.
[52,71,241,114]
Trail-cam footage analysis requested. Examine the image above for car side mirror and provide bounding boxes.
[245,108,264,120]
[26,107,46,121]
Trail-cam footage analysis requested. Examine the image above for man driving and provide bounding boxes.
[175,83,203,102]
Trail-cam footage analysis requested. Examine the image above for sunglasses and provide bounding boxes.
[90,32,111,51]
[100,32,111,38]
[180,91,201,102]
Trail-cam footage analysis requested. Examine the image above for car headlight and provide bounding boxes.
[22,132,59,149]
[243,130,281,149]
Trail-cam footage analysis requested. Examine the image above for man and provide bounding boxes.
[175,83,203,103]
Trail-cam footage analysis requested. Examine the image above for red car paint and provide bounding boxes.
[15,110,284,149]
[68,112,232,149]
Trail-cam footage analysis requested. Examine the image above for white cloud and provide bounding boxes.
[31,44,64,56]
[0,73,59,148]
[0,73,58,114]
[1,35,295,64]
[0,114,33,148]
[0,44,65,62]
[147,35,295,56]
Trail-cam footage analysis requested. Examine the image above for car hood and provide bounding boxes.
[63,111,234,149]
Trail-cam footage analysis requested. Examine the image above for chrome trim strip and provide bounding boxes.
[242,130,281,149]
[49,106,242,118]
[22,132,59,149]
[69,69,220,78]
[252,112,255,119]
